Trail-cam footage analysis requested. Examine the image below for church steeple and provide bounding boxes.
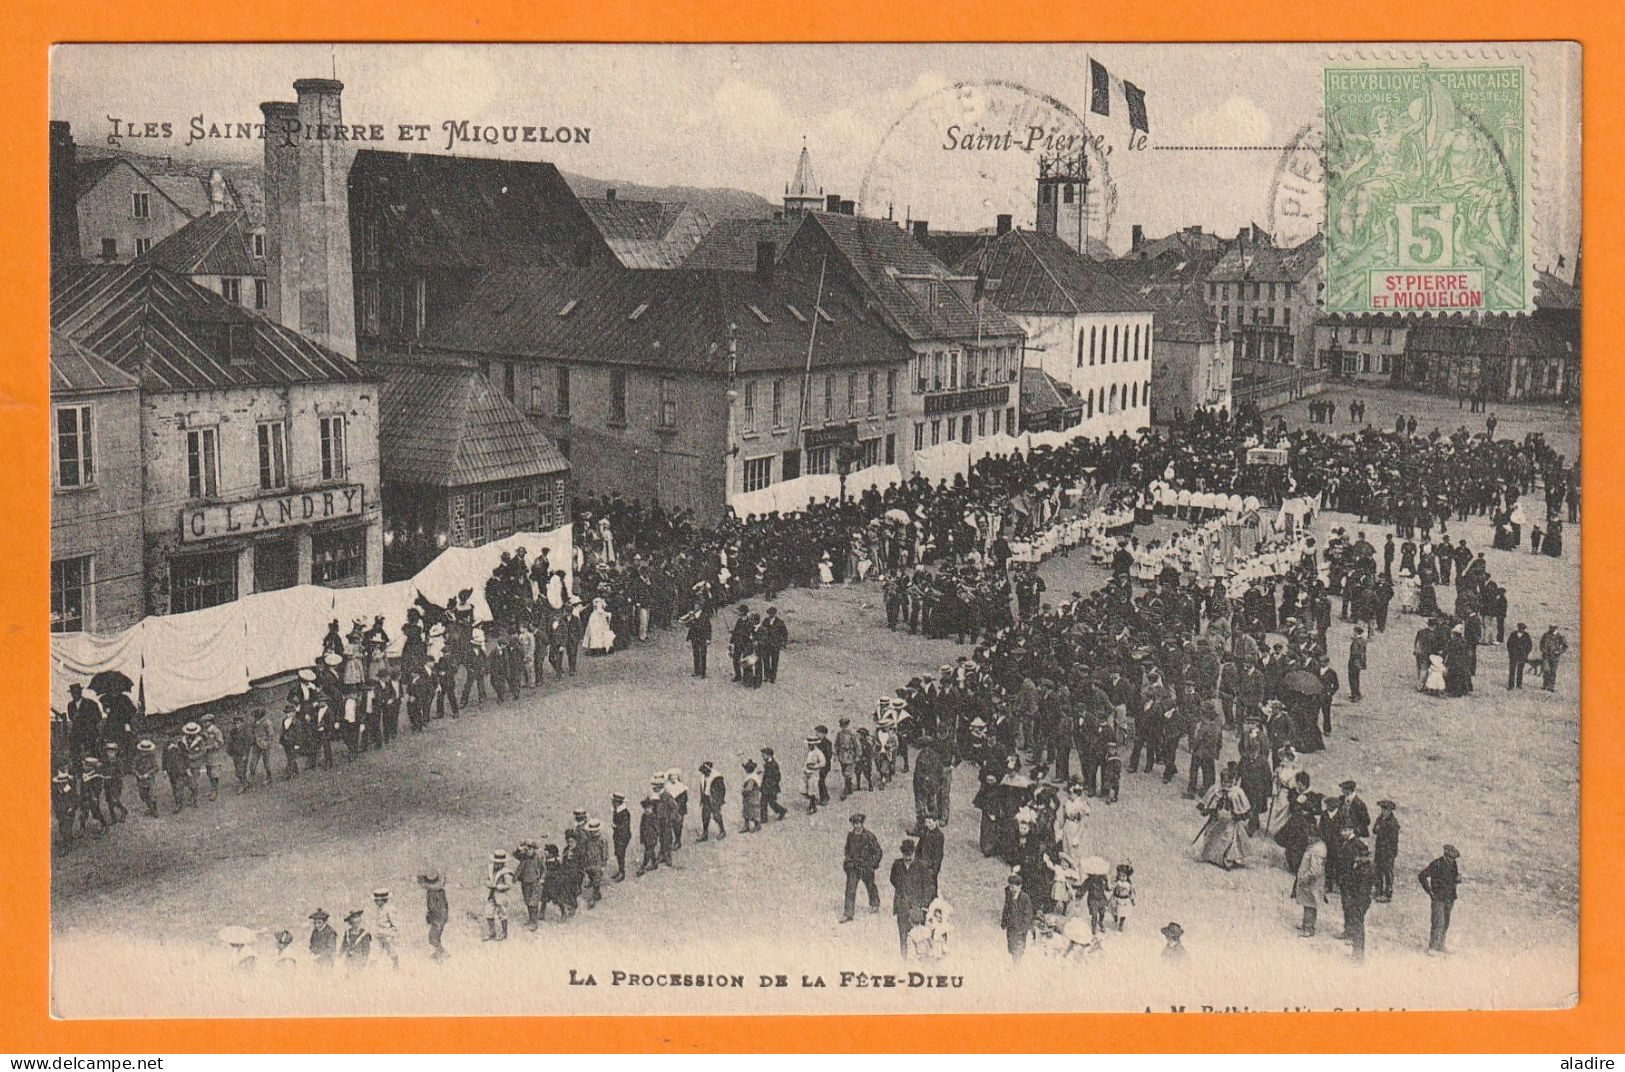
[783,138,824,217]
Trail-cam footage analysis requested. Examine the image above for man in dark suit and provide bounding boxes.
[759,747,787,821]
[839,813,883,923]
[685,608,712,678]
[757,607,789,684]
[1506,622,1533,689]
[1419,844,1461,954]
[729,605,754,683]
[915,814,945,903]
[1001,872,1036,963]
[610,793,632,881]
[889,839,930,956]
[697,761,727,841]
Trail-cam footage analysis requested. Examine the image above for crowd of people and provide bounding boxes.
[53,400,1576,970]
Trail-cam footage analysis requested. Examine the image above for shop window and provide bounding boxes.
[743,455,773,492]
[170,551,238,613]
[312,526,367,587]
[51,555,93,632]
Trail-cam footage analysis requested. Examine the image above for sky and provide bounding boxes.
[51,42,1581,264]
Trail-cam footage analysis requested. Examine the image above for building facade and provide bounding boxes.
[1100,251,1232,424]
[50,331,146,634]
[74,156,213,264]
[952,224,1154,437]
[1314,315,1410,383]
[51,263,383,616]
[138,209,269,314]
[1205,230,1324,371]
[412,259,915,518]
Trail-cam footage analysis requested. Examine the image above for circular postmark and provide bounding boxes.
[857,79,1118,255]
[1266,122,1325,251]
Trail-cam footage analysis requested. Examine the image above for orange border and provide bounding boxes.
[2,1,1615,1053]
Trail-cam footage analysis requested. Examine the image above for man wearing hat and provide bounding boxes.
[1372,800,1400,902]
[834,718,860,801]
[341,909,372,967]
[839,813,884,923]
[1338,840,1376,961]
[697,762,727,841]
[307,909,338,968]
[1506,622,1533,690]
[757,606,788,684]
[514,841,545,928]
[180,721,211,804]
[1419,844,1462,954]
[131,738,161,818]
[484,851,516,941]
[65,683,102,777]
[760,748,787,822]
[372,889,400,969]
[684,603,712,678]
[581,819,609,908]
[1160,922,1188,961]
[1000,870,1036,964]
[636,796,662,876]
[610,793,633,881]
[729,605,754,683]
[1335,780,1371,839]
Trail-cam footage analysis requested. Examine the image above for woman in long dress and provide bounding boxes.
[1196,770,1253,870]
[1054,786,1091,861]
[582,597,616,655]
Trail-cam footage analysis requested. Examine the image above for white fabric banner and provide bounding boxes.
[49,524,574,716]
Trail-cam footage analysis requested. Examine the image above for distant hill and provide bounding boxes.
[559,171,775,221]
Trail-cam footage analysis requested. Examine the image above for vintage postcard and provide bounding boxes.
[45,41,1580,1019]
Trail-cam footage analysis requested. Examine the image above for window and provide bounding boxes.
[978,410,988,436]
[932,352,945,391]
[742,380,756,432]
[885,433,896,464]
[1006,407,1016,434]
[1111,325,1120,362]
[319,414,347,481]
[413,278,427,336]
[1283,307,1292,328]
[1086,390,1094,420]
[51,556,93,633]
[771,379,785,428]
[1089,326,1098,365]
[1134,324,1142,360]
[743,455,773,492]
[1131,383,1139,408]
[949,350,961,389]
[101,238,117,259]
[1220,305,1228,325]
[222,277,242,304]
[886,370,898,414]
[253,232,266,257]
[782,449,800,480]
[1109,384,1118,413]
[312,526,367,587]
[556,367,571,417]
[530,382,544,413]
[170,550,237,613]
[134,237,153,257]
[914,423,925,451]
[655,375,674,428]
[55,404,94,488]
[960,415,972,444]
[361,278,380,333]
[1268,282,1277,301]
[254,278,268,311]
[131,191,150,219]
[806,446,834,475]
[823,375,834,421]
[609,369,628,424]
[504,363,517,401]
[847,373,857,419]
[859,437,881,468]
[866,371,878,415]
[256,421,288,490]
[930,419,941,446]
[186,427,219,499]
[1384,326,1394,345]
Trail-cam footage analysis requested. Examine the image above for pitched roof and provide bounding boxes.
[919,229,998,269]
[1406,319,1510,355]
[1209,233,1323,283]
[150,174,211,217]
[51,263,369,391]
[49,329,140,395]
[784,213,1024,342]
[74,157,123,199]
[1129,227,1227,261]
[952,229,1151,317]
[1535,270,1580,311]
[347,149,614,272]
[680,216,802,271]
[137,210,262,277]
[1097,253,1223,342]
[424,265,914,374]
[379,365,568,488]
[1020,368,1081,416]
[579,197,714,269]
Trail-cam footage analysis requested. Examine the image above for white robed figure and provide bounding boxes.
[582,597,616,654]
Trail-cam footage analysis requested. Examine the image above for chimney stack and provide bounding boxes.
[1131,224,1144,251]
[49,121,81,266]
[839,199,855,216]
[208,168,228,215]
[912,220,929,241]
[826,193,842,213]
[755,240,777,281]
[260,101,298,323]
[606,187,617,203]
[996,213,1012,237]
[262,79,356,359]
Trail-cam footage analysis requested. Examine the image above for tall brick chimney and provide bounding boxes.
[49,121,81,266]
[262,79,356,359]
[259,100,298,324]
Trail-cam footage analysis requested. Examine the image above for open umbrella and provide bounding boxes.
[1079,855,1111,876]
[884,508,911,524]
[217,925,257,947]
[88,670,134,695]
[1282,669,1324,697]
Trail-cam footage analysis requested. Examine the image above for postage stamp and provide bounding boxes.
[1323,64,1528,314]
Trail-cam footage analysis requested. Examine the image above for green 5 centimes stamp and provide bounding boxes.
[1324,65,1527,313]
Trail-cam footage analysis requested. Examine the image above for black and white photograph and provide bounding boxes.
[45,41,1581,1018]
